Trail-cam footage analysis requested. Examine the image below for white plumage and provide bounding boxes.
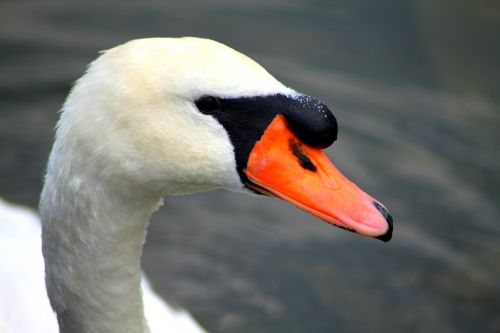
[0,198,58,333]
[0,37,293,333]
[0,197,208,333]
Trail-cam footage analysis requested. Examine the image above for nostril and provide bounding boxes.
[373,201,393,242]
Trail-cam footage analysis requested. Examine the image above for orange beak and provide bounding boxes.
[244,115,393,241]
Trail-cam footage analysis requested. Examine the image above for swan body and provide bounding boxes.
[1,37,392,333]
[0,198,58,333]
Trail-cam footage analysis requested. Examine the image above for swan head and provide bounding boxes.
[52,37,392,241]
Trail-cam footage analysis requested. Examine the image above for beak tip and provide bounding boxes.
[375,218,393,242]
[372,201,394,242]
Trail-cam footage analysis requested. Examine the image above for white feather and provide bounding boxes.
[1,37,296,332]
[0,198,207,333]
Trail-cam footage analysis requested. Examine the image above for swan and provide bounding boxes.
[0,37,393,333]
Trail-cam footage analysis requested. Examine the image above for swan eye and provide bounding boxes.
[195,96,221,115]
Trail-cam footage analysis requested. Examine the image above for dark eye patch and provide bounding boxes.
[192,93,337,186]
[195,96,221,115]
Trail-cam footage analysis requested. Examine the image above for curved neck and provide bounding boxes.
[40,167,160,333]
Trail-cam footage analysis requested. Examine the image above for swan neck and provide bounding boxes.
[40,170,160,333]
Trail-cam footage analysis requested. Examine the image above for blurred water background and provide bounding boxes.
[1,1,499,332]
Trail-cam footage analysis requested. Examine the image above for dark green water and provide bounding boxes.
[1,1,499,332]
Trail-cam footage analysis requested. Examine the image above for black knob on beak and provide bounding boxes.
[284,95,338,149]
